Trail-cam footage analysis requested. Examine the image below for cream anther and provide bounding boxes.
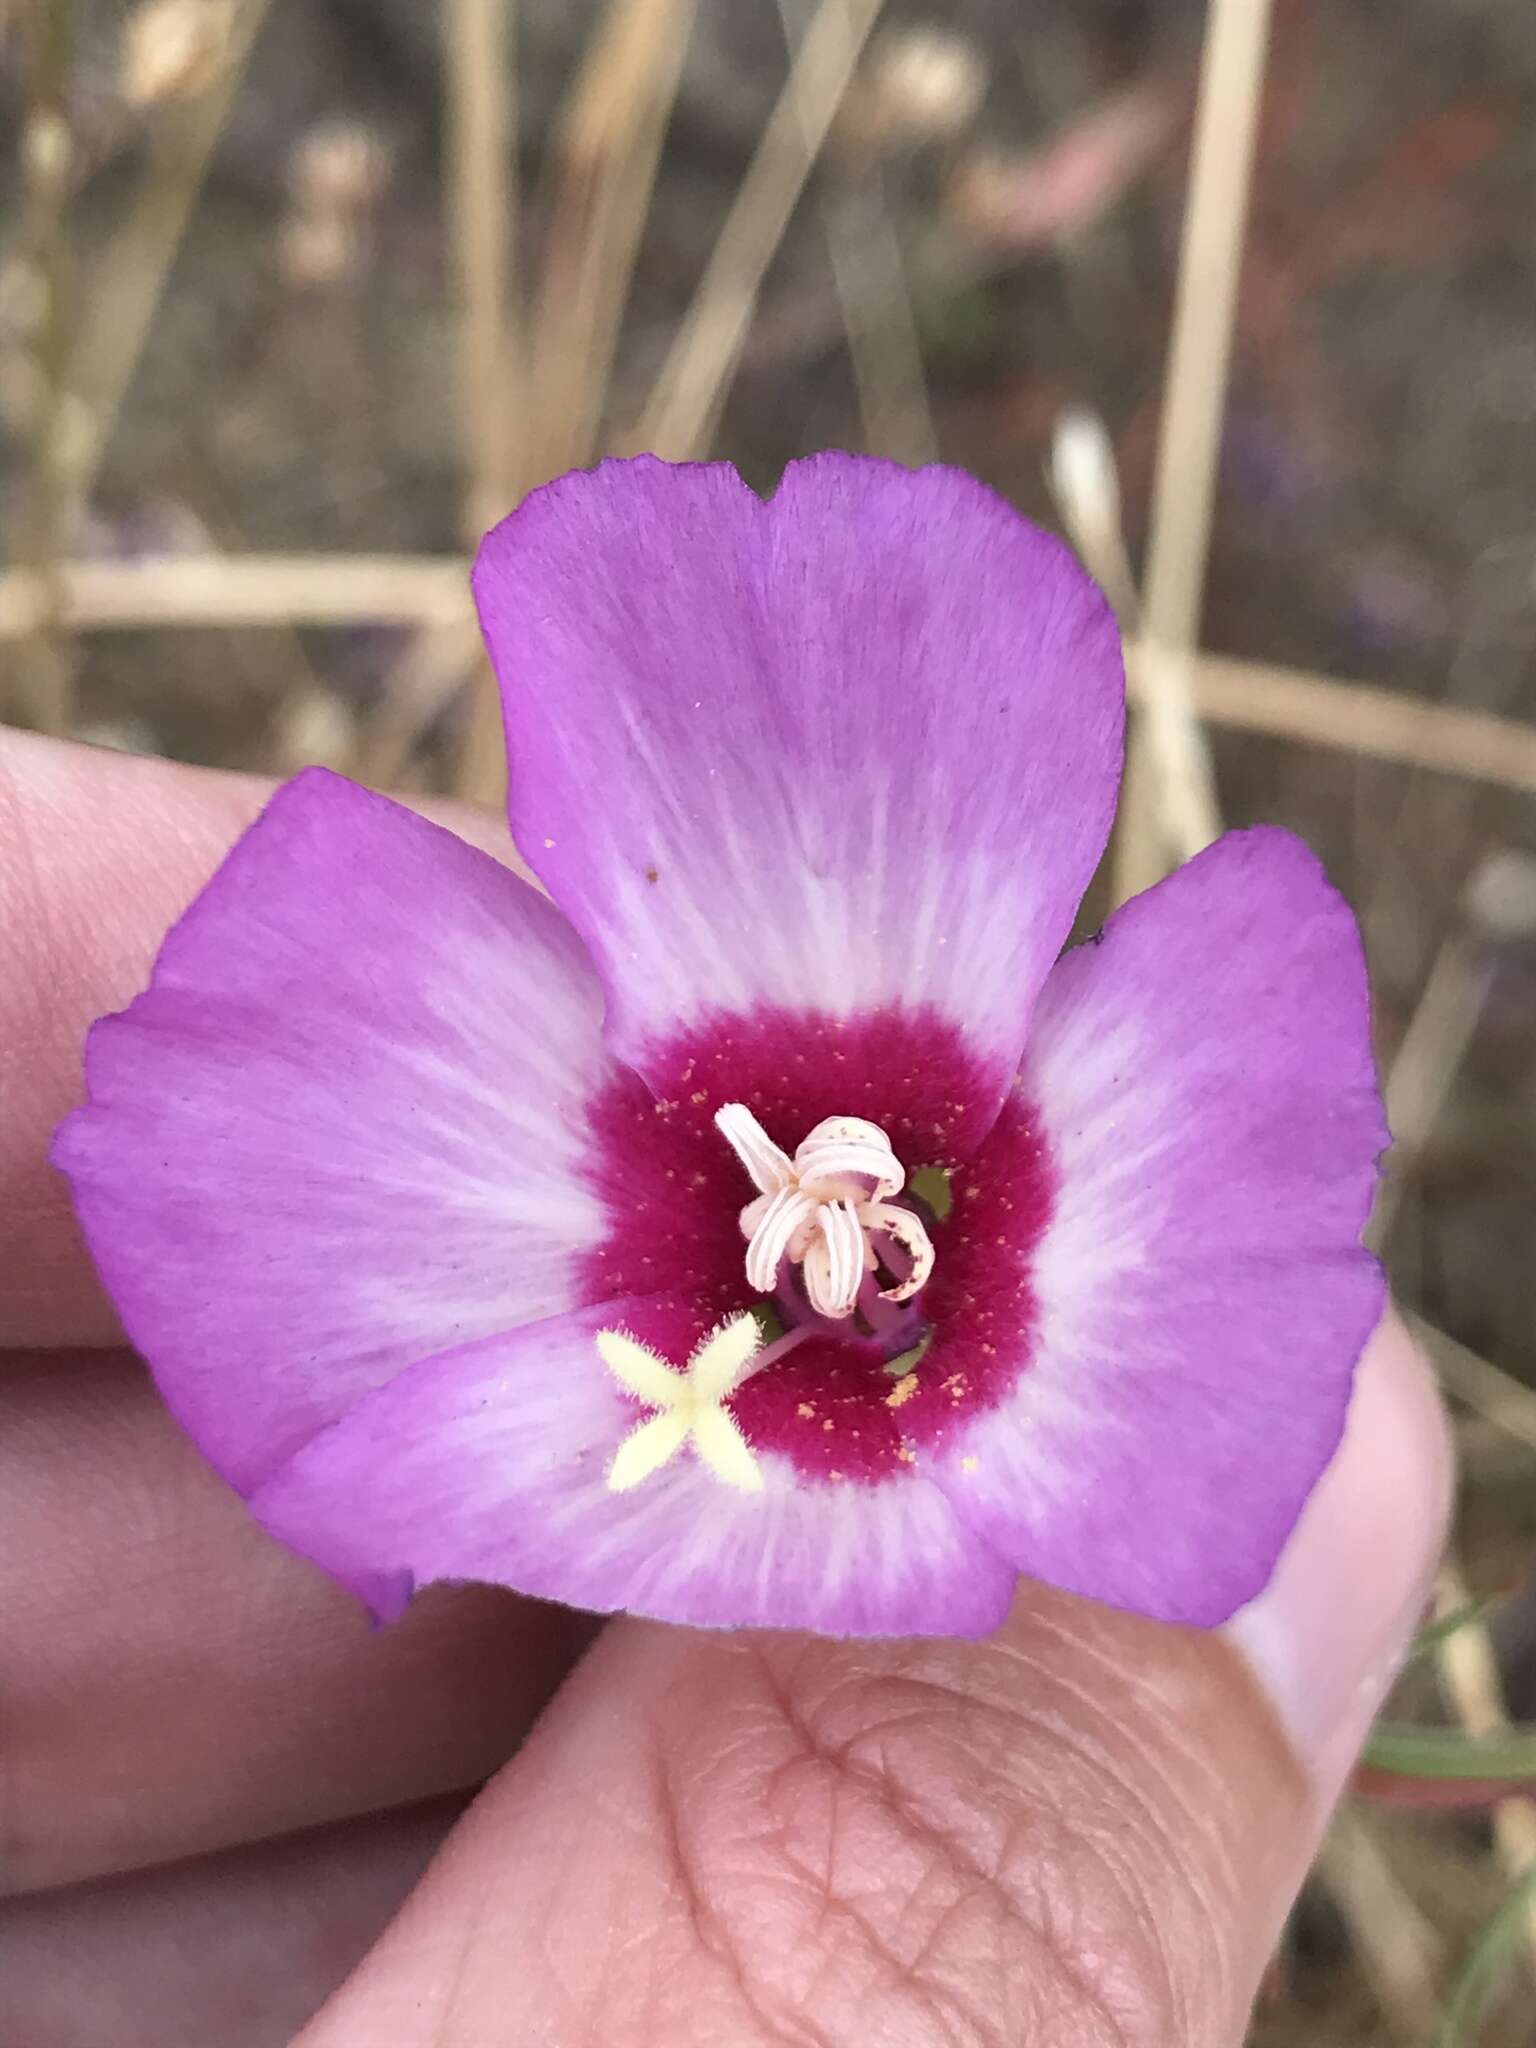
[714,1104,936,1320]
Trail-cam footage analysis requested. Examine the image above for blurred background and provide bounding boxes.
[1,1,1534,2040]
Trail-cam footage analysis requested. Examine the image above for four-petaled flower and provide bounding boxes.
[53,453,1387,1640]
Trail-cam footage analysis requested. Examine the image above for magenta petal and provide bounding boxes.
[252,1296,1018,1638]
[474,454,1124,1126]
[52,771,620,1493]
[929,828,1388,1626]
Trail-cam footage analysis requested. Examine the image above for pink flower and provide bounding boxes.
[52,455,1387,1638]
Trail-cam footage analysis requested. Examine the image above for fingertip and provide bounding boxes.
[1227,1308,1453,1795]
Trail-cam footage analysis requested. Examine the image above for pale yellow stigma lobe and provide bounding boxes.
[598,1315,765,1494]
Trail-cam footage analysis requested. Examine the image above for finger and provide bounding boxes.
[0,1798,461,2048]
[0,1349,585,1896]
[297,1315,1450,2048]
[0,728,518,1349]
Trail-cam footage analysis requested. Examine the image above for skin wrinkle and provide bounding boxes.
[979,1645,1226,1880]
[767,1757,966,2028]
[532,1791,636,2034]
[786,1774,1141,2048]
[635,1636,1225,2048]
[898,1618,1259,1966]
[424,1901,488,2048]
[652,1746,728,1979]
[778,1700,1170,2047]
[796,1887,988,2048]
[871,1646,1243,2033]
[1022,1631,1267,2013]
[647,1706,844,2048]
[664,1729,979,2048]
[645,1647,915,2040]
[528,1766,739,2048]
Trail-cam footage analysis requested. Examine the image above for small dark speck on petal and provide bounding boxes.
[645,865,660,884]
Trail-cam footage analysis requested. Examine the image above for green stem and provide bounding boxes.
[1430,1861,1536,2048]
[1364,1723,1536,1782]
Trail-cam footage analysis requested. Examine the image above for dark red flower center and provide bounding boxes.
[581,1006,1054,1485]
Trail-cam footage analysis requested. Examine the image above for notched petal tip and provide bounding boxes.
[472,450,1126,1126]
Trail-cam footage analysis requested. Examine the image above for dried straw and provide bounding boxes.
[1121,0,1275,889]
[443,0,520,807]
[633,0,887,458]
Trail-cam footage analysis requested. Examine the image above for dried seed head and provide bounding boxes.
[1465,851,1536,943]
[121,0,235,108]
[845,27,987,149]
[291,121,392,215]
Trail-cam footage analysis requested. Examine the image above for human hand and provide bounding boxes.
[0,727,1450,2047]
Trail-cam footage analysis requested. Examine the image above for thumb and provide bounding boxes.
[298,1312,1450,2048]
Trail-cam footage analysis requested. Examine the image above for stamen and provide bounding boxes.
[792,1118,904,1201]
[714,1104,937,1321]
[860,1200,935,1301]
[713,1102,794,1193]
[742,1183,818,1293]
[803,1198,865,1318]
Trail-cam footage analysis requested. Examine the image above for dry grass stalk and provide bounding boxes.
[525,0,697,485]
[633,0,888,459]
[1315,1810,1445,2043]
[1140,0,1274,652]
[814,162,937,466]
[359,617,485,789]
[6,553,1536,796]
[1370,885,1535,1985]
[1124,0,1276,887]
[1045,408,1162,908]
[445,0,521,537]
[1374,931,1494,1248]
[1180,653,1536,797]
[7,0,77,736]
[435,0,695,804]
[120,0,237,108]
[1432,1559,1536,1976]
[0,554,468,632]
[1373,844,1525,1249]
[62,0,271,522]
[1410,1315,1536,1460]
[781,1,938,466]
[1048,409,1139,623]
[443,0,520,808]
